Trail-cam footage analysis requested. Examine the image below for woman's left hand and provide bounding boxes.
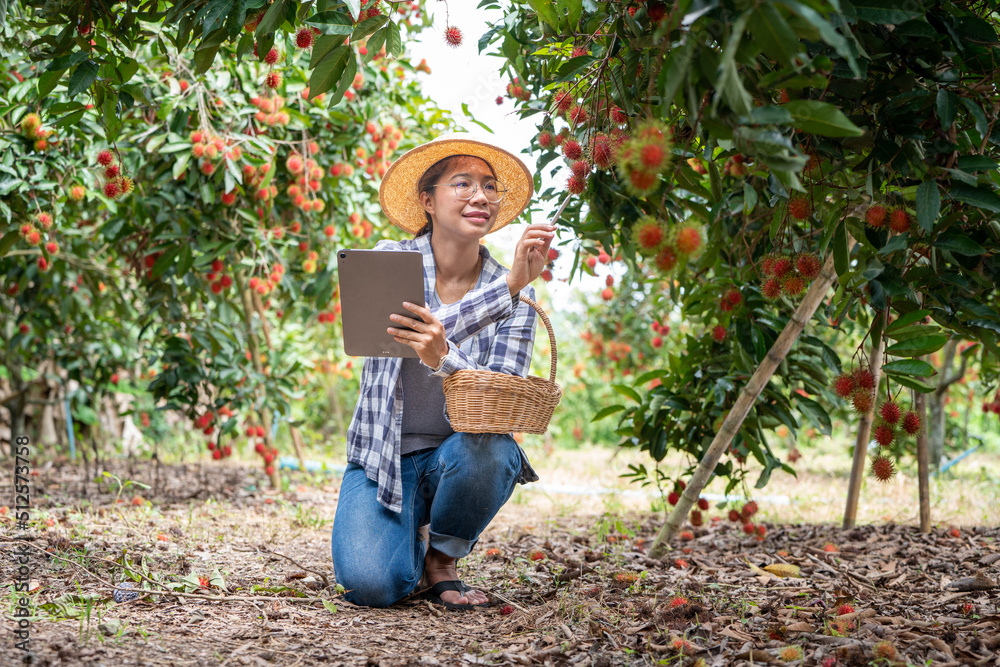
[388,302,449,369]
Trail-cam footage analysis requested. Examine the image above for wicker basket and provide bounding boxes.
[442,294,562,434]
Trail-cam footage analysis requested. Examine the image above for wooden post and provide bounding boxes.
[290,425,308,472]
[842,334,885,530]
[649,251,839,559]
[915,390,931,532]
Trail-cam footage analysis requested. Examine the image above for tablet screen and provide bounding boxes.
[337,249,425,358]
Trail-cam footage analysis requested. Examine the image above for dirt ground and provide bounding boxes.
[1,446,999,667]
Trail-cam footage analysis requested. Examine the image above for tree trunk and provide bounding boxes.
[928,339,968,469]
[649,251,838,559]
[842,331,886,529]
[915,390,931,532]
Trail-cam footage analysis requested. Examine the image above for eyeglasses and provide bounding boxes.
[428,178,507,203]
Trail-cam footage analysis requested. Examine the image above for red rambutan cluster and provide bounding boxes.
[615,119,671,197]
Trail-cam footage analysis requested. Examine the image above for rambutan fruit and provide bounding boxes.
[837,603,855,615]
[20,113,42,139]
[873,423,895,448]
[103,180,121,198]
[778,646,802,662]
[865,205,887,228]
[725,288,742,306]
[562,139,582,160]
[626,167,658,194]
[761,277,782,300]
[640,143,666,170]
[537,131,554,149]
[712,325,725,342]
[879,400,901,425]
[689,510,703,527]
[853,367,875,391]
[833,373,856,399]
[667,491,680,506]
[771,256,793,277]
[795,252,821,280]
[741,500,758,517]
[851,388,874,414]
[589,133,615,170]
[570,160,589,179]
[742,522,756,535]
[97,149,114,166]
[872,640,897,660]
[654,245,678,273]
[609,105,627,124]
[264,71,282,89]
[782,275,806,296]
[634,217,665,253]
[567,174,587,195]
[674,224,703,257]
[728,509,741,522]
[104,164,120,180]
[295,27,316,49]
[697,497,710,511]
[761,254,778,276]
[69,185,86,201]
[888,208,911,233]
[568,104,589,126]
[901,410,921,435]
[669,596,689,608]
[870,455,895,482]
[444,25,462,47]
[788,196,811,220]
[680,529,695,540]
[264,48,280,65]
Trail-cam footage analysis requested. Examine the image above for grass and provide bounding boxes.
[504,427,1000,529]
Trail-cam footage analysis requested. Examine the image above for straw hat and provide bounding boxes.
[378,132,534,235]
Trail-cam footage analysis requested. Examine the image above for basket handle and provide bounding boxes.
[518,294,557,384]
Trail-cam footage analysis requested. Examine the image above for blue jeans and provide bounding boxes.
[330,432,522,607]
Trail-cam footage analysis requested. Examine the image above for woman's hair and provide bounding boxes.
[415,154,497,237]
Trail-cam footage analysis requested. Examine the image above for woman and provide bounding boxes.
[331,133,555,610]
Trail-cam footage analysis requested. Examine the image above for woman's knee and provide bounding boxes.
[332,545,418,608]
[440,432,520,476]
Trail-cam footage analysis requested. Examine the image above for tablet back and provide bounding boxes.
[337,249,425,358]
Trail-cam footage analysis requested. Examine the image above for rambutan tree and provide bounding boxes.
[0,1,451,482]
[485,0,1000,552]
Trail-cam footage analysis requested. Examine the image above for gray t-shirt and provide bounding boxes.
[399,357,455,455]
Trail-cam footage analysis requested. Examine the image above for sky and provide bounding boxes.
[404,1,606,307]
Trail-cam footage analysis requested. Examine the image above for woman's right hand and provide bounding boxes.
[506,223,556,297]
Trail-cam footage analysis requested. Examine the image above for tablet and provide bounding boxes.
[337,249,426,358]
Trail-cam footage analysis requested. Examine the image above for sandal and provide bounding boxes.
[421,580,491,611]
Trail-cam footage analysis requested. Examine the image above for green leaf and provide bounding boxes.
[915,180,939,233]
[67,61,99,97]
[592,404,625,421]
[308,46,351,99]
[885,309,931,333]
[658,40,693,107]
[936,88,957,128]
[321,600,338,614]
[782,100,864,137]
[0,230,18,257]
[885,334,949,357]
[850,0,923,25]
[795,395,831,436]
[151,245,180,280]
[883,372,934,393]
[305,10,354,34]
[935,233,986,256]
[526,0,559,30]
[960,98,989,137]
[556,0,582,31]
[748,3,800,67]
[255,0,287,37]
[833,220,848,276]
[882,359,936,377]
[948,183,1000,213]
[611,384,641,403]
[387,20,402,57]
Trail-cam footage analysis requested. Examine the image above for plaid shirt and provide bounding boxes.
[346,232,540,513]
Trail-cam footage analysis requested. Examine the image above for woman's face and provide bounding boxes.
[420,156,501,240]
